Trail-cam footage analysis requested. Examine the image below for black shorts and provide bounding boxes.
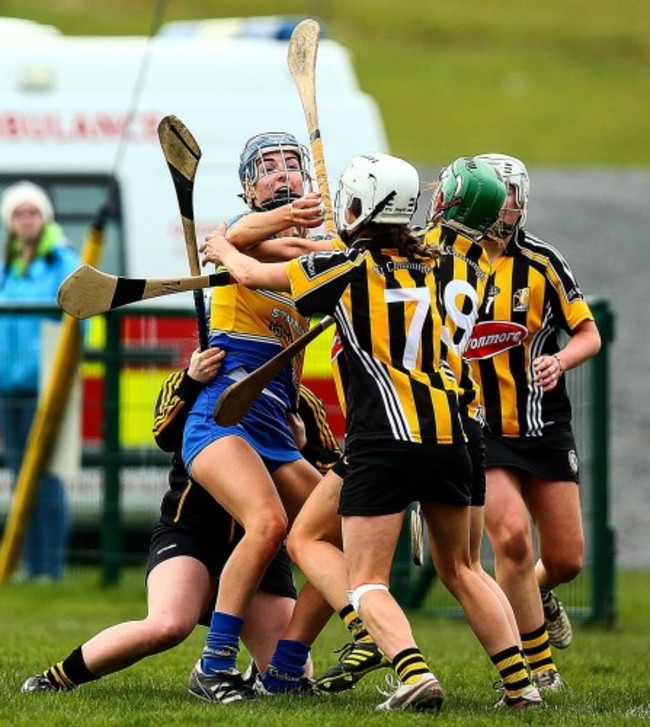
[146,521,296,626]
[463,416,487,507]
[338,440,472,516]
[484,425,580,483]
[332,455,348,478]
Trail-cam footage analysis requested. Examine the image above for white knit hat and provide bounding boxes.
[1,181,54,227]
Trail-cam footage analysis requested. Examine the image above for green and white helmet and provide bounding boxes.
[428,156,507,239]
[475,153,530,234]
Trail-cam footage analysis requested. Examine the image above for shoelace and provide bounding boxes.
[376,673,401,698]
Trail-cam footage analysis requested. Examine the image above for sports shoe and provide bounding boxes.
[21,674,59,693]
[376,673,443,712]
[494,684,543,709]
[255,675,316,697]
[533,668,565,691]
[241,660,260,689]
[188,661,256,703]
[542,589,573,649]
[314,640,390,692]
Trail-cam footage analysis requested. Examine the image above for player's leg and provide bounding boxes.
[423,500,539,708]
[484,467,562,688]
[343,511,443,712]
[254,462,336,695]
[527,475,583,652]
[190,437,287,683]
[21,556,213,692]
[286,469,388,692]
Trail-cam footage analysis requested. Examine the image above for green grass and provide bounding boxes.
[2,0,649,165]
[1,568,649,725]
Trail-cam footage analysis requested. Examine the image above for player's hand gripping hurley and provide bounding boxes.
[211,19,339,426]
[288,18,336,235]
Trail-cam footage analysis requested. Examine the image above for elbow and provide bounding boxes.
[592,331,602,357]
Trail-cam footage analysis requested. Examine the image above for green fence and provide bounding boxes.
[0,299,616,622]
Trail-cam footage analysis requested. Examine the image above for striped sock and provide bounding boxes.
[392,647,430,685]
[491,645,531,699]
[44,646,98,690]
[522,624,557,676]
[339,604,371,642]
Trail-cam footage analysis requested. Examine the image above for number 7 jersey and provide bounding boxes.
[286,245,465,447]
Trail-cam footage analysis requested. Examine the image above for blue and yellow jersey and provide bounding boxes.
[467,229,595,437]
[208,282,309,409]
[286,244,464,447]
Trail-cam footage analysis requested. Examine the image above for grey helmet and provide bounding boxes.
[238,131,311,211]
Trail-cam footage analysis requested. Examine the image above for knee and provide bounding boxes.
[146,617,194,653]
[543,550,584,585]
[492,526,534,568]
[248,513,288,554]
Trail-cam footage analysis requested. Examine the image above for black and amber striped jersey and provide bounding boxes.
[467,229,594,437]
[425,226,490,423]
[286,244,465,447]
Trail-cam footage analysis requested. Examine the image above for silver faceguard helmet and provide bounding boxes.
[334,152,420,234]
[476,153,530,239]
[238,131,312,211]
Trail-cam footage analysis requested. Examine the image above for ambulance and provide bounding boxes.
[0,16,389,527]
[0,15,388,453]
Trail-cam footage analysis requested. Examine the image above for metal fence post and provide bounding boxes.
[590,299,616,624]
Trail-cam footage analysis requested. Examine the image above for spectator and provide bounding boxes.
[0,181,81,581]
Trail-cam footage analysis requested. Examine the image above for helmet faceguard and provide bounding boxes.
[334,153,420,235]
[427,156,507,239]
[475,153,530,239]
[238,132,312,211]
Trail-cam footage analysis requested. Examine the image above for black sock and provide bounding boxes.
[45,646,99,690]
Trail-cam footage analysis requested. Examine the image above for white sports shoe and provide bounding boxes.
[376,673,443,712]
[494,684,544,709]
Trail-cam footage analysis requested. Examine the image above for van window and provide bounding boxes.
[0,175,124,274]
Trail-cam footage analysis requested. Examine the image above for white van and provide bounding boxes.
[0,16,389,282]
[1,18,375,522]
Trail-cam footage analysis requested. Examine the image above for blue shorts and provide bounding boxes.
[182,371,302,476]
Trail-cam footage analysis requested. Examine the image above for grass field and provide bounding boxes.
[3,0,649,166]
[1,568,649,725]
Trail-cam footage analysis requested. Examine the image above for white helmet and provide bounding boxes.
[476,153,530,229]
[335,152,420,234]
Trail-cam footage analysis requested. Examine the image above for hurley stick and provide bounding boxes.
[57,265,231,319]
[157,115,209,349]
[213,315,335,426]
[288,19,336,234]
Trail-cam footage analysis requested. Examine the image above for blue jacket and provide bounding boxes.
[0,224,81,395]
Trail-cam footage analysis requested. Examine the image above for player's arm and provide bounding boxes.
[226,192,324,247]
[533,319,601,392]
[201,223,291,292]
[152,346,225,451]
[245,235,334,262]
